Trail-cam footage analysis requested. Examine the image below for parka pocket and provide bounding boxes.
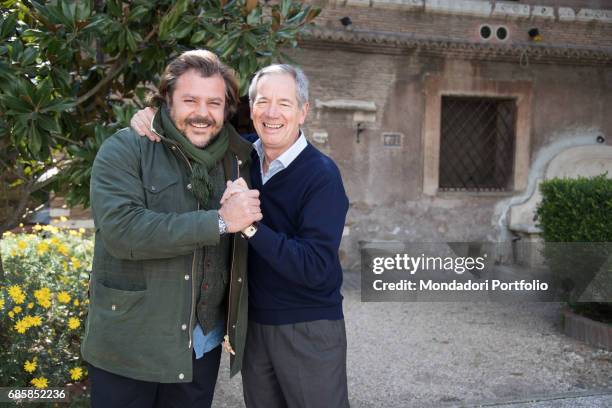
[93,281,146,317]
[143,178,180,212]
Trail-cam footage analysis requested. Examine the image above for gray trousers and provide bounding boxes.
[242,319,350,408]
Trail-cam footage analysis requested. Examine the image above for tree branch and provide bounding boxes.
[0,179,35,233]
[75,59,127,106]
[53,133,85,147]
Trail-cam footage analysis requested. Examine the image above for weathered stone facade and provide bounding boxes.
[289,0,612,269]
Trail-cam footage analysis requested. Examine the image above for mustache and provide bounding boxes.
[185,116,216,127]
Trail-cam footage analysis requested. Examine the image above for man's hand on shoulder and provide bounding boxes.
[130,107,160,142]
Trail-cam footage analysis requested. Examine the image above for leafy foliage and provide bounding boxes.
[0,0,319,234]
[536,174,612,242]
[536,174,612,321]
[0,226,93,392]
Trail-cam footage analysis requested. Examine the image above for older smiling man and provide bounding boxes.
[239,64,350,408]
[132,64,350,408]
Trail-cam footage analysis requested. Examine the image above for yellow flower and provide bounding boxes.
[69,230,78,236]
[10,250,17,257]
[50,237,60,246]
[24,315,42,327]
[3,231,13,237]
[42,225,59,234]
[78,228,85,233]
[60,216,68,222]
[0,298,4,310]
[34,288,52,309]
[68,317,80,330]
[36,242,49,255]
[57,291,71,304]
[39,299,51,308]
[69,367,83,381]
[73,299,80,307]
[71,257,81,269]
[12,306,22,314]
[14,319,28,333]
[23,359,37,373]
[30,377,48,388]
[8,311,14,318]
[57,244,69,256]
[8,285,26,304]
[27,302,34,309]
[33,224,42,231]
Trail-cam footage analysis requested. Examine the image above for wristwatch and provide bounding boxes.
[218,214,228,235]
[241,223,258,239]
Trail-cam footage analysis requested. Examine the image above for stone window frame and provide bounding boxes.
[422,75,533,196]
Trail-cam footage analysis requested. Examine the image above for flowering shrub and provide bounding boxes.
[0,223,93,390]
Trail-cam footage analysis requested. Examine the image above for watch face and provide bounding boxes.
[242,224,257,239]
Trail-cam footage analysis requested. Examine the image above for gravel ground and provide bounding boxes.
[212,272,612,407]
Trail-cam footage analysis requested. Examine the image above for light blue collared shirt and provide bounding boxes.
[253,132,308,184]
[193,321,224,359]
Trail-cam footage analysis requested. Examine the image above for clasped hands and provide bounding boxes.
[218,177,261,233]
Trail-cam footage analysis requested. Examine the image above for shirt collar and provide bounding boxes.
[253,131,308,169]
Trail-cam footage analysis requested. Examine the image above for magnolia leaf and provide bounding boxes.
[0,13,17,39]
[128,5,150,23]
[191,30,207,44]
[28,126,43,156]
[21,47,38,66]
[158,0,189,40]
[305,7,321,24]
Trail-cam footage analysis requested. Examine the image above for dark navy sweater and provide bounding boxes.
[247,142,349,325]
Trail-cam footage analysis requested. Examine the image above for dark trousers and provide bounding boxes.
[242,319,349,408]
[89,345,221,408]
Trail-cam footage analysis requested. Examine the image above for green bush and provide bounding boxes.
[536,174,612,323]
[0,225,92,394]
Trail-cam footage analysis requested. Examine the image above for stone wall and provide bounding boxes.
[291,1,612,269]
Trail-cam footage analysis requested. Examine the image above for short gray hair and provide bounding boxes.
[248,64,309,108]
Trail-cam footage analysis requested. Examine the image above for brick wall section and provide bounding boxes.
[306,1,612,48]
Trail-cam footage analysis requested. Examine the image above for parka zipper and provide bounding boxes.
[169,142,198,350]
[224,155,240,353]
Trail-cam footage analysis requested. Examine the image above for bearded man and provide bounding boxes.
[82,50,261,408]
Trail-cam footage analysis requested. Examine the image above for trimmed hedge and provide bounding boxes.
[536,174,612,323]
[537,174,612,242]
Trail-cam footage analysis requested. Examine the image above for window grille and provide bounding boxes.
[439,96,516,192]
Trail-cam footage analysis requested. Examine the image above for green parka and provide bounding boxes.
[81,126,252,382]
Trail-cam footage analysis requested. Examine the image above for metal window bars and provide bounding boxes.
[439,96,517,192]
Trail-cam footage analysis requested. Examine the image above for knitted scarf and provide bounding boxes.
[153,104,230,206]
